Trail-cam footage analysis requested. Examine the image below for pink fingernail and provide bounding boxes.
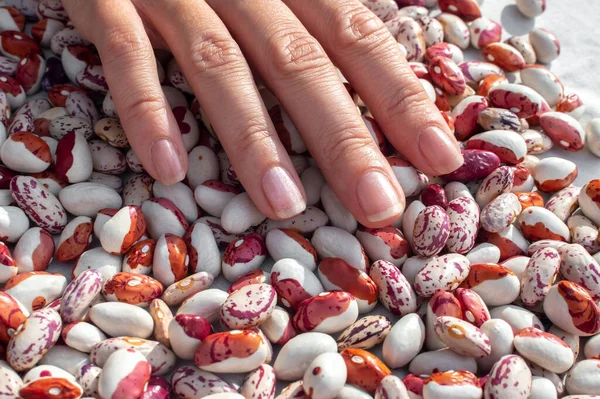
[151,139,185,185]
[262,166,306,219]
[357,171,403,223]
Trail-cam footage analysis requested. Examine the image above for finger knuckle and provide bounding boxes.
[320,122,375,168]
[381,77,432,120]
[232,116,273,155]
[188,33,244,76]
[331,4,389,52]
[266,26,330,79]
[102,28,152,66]
[121,91,168,122]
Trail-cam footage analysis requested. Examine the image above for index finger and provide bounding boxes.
[63,0,188,185]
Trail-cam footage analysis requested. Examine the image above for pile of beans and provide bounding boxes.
[0,0,600,398]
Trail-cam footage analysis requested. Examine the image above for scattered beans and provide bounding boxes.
[0,3,595,397]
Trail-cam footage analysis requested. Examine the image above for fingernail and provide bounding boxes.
[419,126,464,175]
[151,139,185,184]
[262,166,306,219]
[357,171,403,223]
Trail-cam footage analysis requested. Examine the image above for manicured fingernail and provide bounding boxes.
[357,171,403,223]
[262,166,306,219]
[419,126,464,175]
[151,139,185,184]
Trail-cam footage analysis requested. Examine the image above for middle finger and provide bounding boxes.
[209,0,405,226]
[136,0,306,220]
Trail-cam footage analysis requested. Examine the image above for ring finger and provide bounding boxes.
[286,0,464,176]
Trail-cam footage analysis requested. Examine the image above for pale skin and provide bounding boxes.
[63,0,464,228]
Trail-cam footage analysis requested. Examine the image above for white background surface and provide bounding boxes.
[476,0,600,185]
[40,0,600,394]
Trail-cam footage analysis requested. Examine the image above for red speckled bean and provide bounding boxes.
[7,308,62,371]
[240,364,277,399]
[558,244,600,301]
[414,254,471,297]
[520,247,560,306]
[60,269,103,323]
[369,260,418,316]
[171,366,236,398]
[480,193,522,233]
[412,205,450,258]
[489,83,548,119]
[483,354,532,398]
[470,17,502,49]
[221,284,277,329]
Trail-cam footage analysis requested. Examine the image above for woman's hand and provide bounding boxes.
[63,0,463,228]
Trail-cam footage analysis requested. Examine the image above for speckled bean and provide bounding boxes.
[414,254,470,297]
[412,205,450,257]
[123,173,154,206]
[567,215,600,254]
[558,244,600,300]
[483,354,532,399]
[396,19,426,62]
[170,366,236,398]
[60,269,103,323]
[7,308,61,371]
[480,193,522,233]
[369,259,418,315]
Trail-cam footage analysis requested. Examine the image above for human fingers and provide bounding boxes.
[285,0,464,176]
[63,0,188,185]
[207,0,405,226]
[135,0,307,219]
